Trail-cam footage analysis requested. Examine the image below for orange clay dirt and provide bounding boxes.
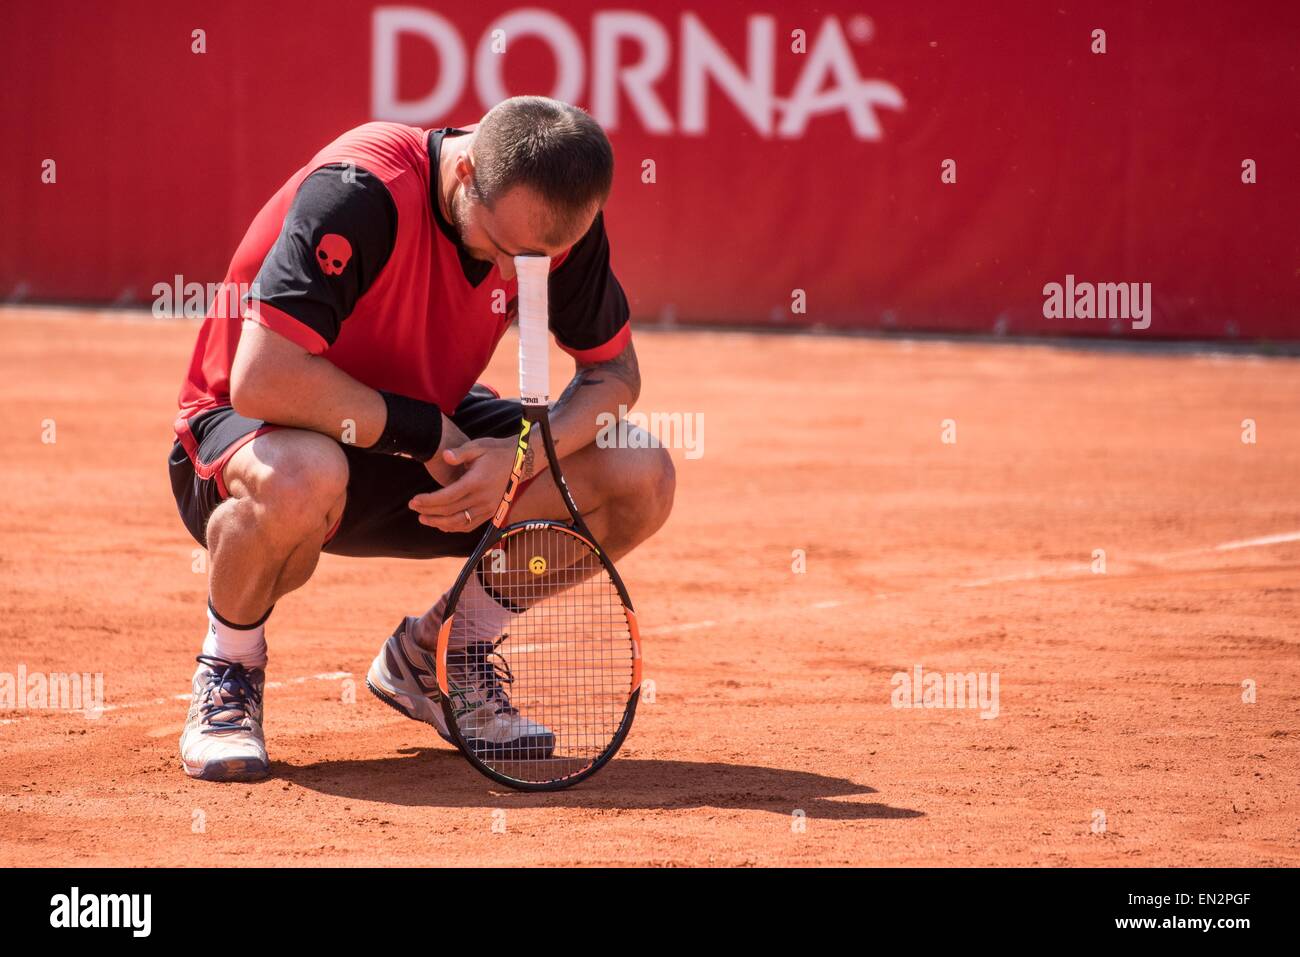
[0,307,1297,867]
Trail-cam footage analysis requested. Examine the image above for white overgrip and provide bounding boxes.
[515,255,551,406]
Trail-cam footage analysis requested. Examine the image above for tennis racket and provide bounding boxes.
[435,254,642,791]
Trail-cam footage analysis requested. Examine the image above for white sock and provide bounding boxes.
[203,603,269,669]
[447,575,517,649]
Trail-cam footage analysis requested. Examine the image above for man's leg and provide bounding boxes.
[510,427,676,559]
[208,429,349,624]
[180,428,348,781]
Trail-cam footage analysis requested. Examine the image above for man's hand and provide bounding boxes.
[411,339,640,532]
[412,435,539,531]
[423,417,470,488]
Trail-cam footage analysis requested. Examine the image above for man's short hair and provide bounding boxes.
[470,96,615,244]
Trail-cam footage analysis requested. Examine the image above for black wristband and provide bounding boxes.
[368,391,442,462]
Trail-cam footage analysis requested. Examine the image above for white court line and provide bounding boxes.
[638,620,716,635]
[1214,530,1300,551]
[959,530,1300,590]
[959,569,1069,588]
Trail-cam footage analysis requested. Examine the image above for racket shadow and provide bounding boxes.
[274,749,923,820]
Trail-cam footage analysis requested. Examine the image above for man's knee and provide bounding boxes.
[607,435,675,530]
[220,431,348,541]
[641,443,675,522]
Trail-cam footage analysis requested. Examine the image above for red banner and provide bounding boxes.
[2,1,1297,339]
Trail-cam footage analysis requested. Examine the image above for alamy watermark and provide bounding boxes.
[0,665,104,719]
[595,405,704,459]
[49,887,151,937]
[151,276,261,319]
[1042,274,1151,330]
[890,664,999,719]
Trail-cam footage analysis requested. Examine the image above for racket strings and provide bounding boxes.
[455,525,635,784]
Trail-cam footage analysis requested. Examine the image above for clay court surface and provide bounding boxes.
[0,306,1296,867]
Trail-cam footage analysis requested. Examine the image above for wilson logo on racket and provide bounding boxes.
[491,421,533,528]
[527,556,547,575]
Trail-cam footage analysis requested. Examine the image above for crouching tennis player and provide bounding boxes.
[167,97,674,781]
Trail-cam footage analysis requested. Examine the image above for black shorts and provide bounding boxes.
[168,385,524,559]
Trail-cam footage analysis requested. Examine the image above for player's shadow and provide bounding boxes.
[275,748,923,820]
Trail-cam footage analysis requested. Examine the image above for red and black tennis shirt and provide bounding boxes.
[176,122,630,433]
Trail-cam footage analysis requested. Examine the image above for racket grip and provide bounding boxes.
[515,255,551,406]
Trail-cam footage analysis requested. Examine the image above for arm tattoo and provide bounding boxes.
[554,341,641,413]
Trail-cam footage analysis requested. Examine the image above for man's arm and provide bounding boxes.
[524,337,641,476]
[228,164,468,483]
[230,320,465,484]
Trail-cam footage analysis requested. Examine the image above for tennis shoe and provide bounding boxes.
[445,636,556,761]
[366,616,455,745]
[179,655,269,781]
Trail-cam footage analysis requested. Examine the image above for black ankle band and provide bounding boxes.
[208,600,274,630]
[475,570,526,614]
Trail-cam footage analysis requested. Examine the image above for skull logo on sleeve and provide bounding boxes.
[315,234,353,277]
